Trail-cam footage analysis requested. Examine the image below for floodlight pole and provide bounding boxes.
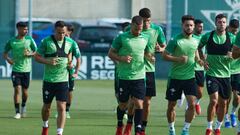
[28,0,32,36]
[184,0,188,15]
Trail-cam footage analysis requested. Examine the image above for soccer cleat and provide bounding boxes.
[214,129,220,135]
[123,123,132,135]
[230,114,237,127]
[181,130,189,135]
[177,93,185,108]
[66,111,71,119]
[116,126,123,135]
[41,127,49,135]
[205,128,212,135]
[140,131,145,135]
[224,120,231,128]
[195,104,201,115]
[14,113,21,119]
[169,130,176,135]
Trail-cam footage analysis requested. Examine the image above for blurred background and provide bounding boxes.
[0,0,239,80]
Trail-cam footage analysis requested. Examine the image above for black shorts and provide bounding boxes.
[166,78,197,101]
[11,71,30,89]
[231,74,240,92]
[145,72,156,97]
[195,71,205,87]
[42,81,68,104]
[118,79,146,102]
[68,75,75,91]
[206,75,231,99]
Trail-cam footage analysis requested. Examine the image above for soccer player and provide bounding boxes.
[198,14,235,135]
[122,8,166,135]
[162,15,202,135]
[193,19,204,115]
[224,19,239,128]
[232,24,240,135]
[35,21,74,135]
[3,21,37,119]
[108,16,151,135]
[64,23,81,119]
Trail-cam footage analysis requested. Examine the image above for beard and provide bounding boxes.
[183,29,193,36]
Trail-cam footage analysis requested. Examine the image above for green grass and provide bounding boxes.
[0,80,237,135]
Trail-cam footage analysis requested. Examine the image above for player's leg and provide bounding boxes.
[11,72,22,119]
[181,79,197,135]
[21,72,30,117]
[166,79,182,135]
[66,78,74,119]
[141,72,156,133]
[205,75,218,135]
[55,82,68,135]
[41,81,55,135]
[213,78,231,135]
[116,79,130,135]
[195,71,204,115]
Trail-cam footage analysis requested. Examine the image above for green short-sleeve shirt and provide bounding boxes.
[4,36,37,72]
[166,34,199,80]
[112,31,150,80]
[37,36,74,82]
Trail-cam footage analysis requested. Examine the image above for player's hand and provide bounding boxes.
[204,61,209,70]
[120,55,132,63]
[67,62,74,69]
[155,43,165,53]
[178,55,188,63]
[72,73,78,78]
[24,49,32,57]
[8,59,14,65]
[197,59,204,67]
[48,57,59,65]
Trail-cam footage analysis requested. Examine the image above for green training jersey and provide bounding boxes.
[37,36,73,83]
[142,23,166,72]
[4,36,37,72]
[166,34,199,80]
[112,31,150,80]
[193,34,205,71]
[232,31,240,74]
[69,40,81,78]
[199,31,235,78]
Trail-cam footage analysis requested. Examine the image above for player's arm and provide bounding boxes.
[3,52,14,65]
[3,41,14,65]
[162,51,188,63]
[108,48,132,63]
[34,53,58,65]
[195,50,204,66]
[232,45,240,59]
[162,39,187,63]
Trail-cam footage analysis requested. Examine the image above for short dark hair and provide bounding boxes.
[229,19,239,28]
[66,23,74,32]
[131,16,143,25]
[194,19,203,25]
[139,8,151,18]
[55,20,66,28]
[181,15,195,23]
[215,13,227,22]
[16,21,28,28]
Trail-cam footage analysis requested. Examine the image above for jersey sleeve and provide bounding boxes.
[30,37,37,52]
[4,40,12,53]
[37,39,46,56]
[111,35,122,51]
[72,41,81,58]
[157,27,166,44]
[235,32,240,48]
[165,38,176,54]
[199,33,209,47]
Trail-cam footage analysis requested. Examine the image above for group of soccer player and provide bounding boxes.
[109,7,240,135]
[4,6,240,135]
[3,21,81,135]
